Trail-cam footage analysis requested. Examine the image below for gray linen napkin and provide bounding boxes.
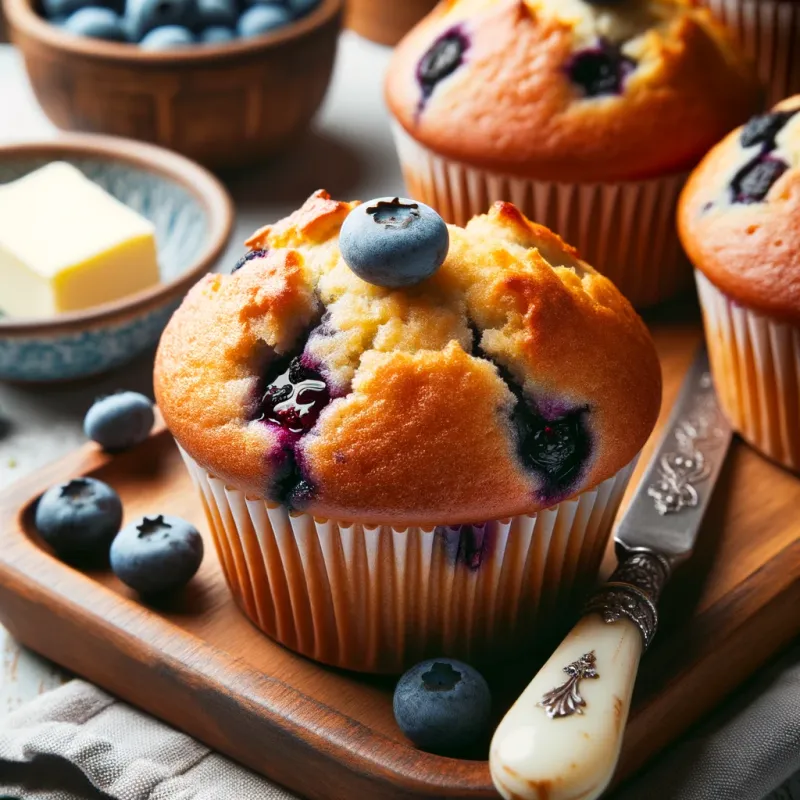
[0,646,798,800]
[0,681,295,799]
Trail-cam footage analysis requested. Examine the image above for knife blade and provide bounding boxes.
[489,348,733,800]
[615,348,732,565]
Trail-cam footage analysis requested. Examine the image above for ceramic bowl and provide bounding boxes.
[0,135,233,382]
[3,0,343,169]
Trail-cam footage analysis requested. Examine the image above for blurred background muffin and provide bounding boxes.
[385,0,761,309]
[699,0,800,106]
[679,95,800,472]
[155,191,661,673]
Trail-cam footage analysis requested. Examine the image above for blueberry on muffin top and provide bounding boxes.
[678,97,800,324]
[155,191,661,525]
[386,0,760,183]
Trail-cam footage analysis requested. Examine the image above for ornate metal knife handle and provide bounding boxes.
[583,549,671,650]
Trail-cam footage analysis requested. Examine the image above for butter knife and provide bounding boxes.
[490,349,732,800]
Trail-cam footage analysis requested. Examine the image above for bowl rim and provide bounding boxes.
[0,134,234,335]
[3,0,344,63]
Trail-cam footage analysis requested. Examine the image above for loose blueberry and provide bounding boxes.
[139,24,195,47]
[110,514,204,595]
[258,354,330,435]
[417,28,468,100]
[567,41,636,97]
[731,155,788,204]
[339,197,449,288]
[84,391,155,452]
[195,0,236,28]
[393,658,492,754]
[232,248,269,273]
[286,0,319,16]
[199,24,236,42]
[63,7,127,39]
[740,110,797,148]
[125,0,194,42]
[237,4,292,37]
[35,478,123,559]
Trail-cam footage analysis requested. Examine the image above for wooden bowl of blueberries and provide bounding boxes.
[3,0,343,168]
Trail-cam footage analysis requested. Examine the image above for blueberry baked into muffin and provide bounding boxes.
[385,0,761,308]
[679,96,800,472]
[155,191,661,672]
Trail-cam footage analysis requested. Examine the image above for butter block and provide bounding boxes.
[0,162,160,318]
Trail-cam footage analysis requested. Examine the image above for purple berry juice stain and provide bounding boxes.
[260,356,330,435]
[252,322,340,508]
[435,523,493,571]
[488,360,592,501]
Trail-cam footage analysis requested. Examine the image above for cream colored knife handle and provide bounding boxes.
[490,613,642,800]
[490,550,670,800]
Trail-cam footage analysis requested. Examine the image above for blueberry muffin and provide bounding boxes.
[699,0,800,106]
[155,191,661,672]
[385,0,761,308]
[679,97,800,472]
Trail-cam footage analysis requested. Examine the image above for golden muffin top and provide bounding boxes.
[385,0,760,183]
[155,191,661,525]
[679,96,800,323]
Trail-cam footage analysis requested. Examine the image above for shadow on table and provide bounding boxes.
[0,754,113,799]
[0,345,157,420]
[221,128,365,210]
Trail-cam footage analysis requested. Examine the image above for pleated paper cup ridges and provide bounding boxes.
[180,448,636,674]
[700,0,800,107]
[392,122,692,310]
[696,271,800,471]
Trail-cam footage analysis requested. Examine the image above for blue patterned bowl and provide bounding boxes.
[0,135,233,382]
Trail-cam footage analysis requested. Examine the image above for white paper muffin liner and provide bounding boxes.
[179,447,636,673]
[696,271,800,471]
[700,0,800,106]
[391,122,691,309]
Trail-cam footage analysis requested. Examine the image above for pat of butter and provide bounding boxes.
[0,162,160,318]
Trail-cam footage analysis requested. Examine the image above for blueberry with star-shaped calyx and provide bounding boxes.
[110,514,203,596]
[34,477,123,559]
[339,197,449,288]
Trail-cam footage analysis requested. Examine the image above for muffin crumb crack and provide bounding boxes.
[155,190,661,521]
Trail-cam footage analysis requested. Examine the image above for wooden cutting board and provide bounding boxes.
[0,314,798,800]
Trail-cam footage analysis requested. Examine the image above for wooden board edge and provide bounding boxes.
[1,431,797,798]
[0,486,497,800]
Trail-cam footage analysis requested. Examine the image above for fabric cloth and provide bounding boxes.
[0,647,798,800]
[0,681,295,800]
[614,643,800,800]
